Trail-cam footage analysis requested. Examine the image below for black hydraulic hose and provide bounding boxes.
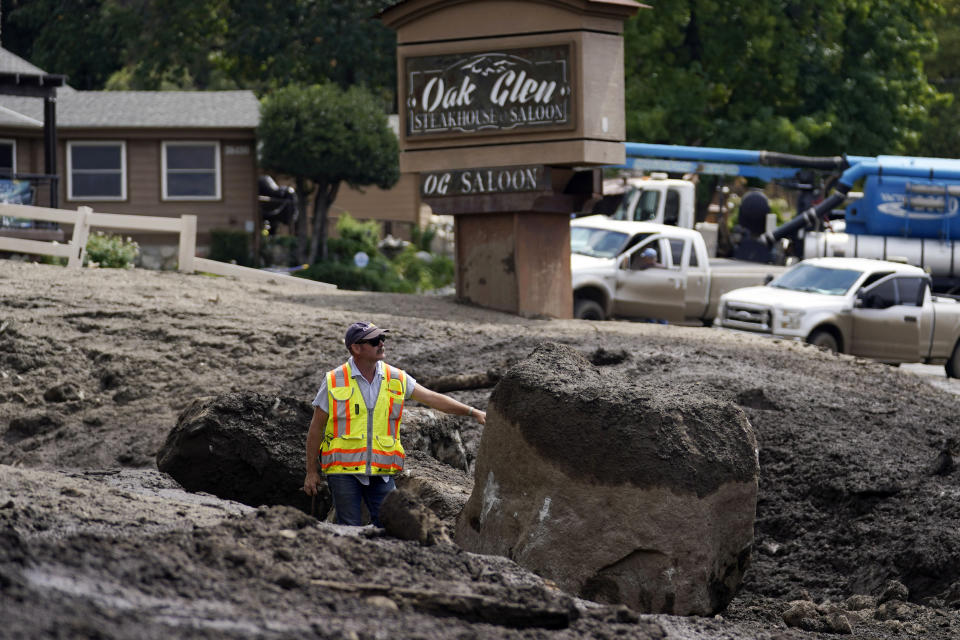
[761,189,850,246]
[756,151,850,171]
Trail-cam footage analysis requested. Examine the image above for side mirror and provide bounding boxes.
[763,274,775,285]
[854,289,867,308]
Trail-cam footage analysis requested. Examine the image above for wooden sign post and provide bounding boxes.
[382,0,642,317]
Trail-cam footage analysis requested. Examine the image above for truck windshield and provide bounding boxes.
[768,263,863,295]
[610,188,660,222]
[634,189,660,221]
[571,227,629,258]
[611,189,639,221]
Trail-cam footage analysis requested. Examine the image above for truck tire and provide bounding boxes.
[574,298,605,321]
[946,342,960,379]
[807,329,839,353]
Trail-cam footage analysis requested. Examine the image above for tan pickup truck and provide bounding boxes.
[571,216,786,324]
[716,257,960,377]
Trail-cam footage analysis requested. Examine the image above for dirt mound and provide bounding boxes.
[2,260,960,638]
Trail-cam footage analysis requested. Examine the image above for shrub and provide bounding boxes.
[297,258,415,293]
[410,224,437,252]
[426,253,455,286]
[392,245,454,291]
[294,213,455,293]
[209,229,252,266]
[85,232,139,268]
[260,234,299,267]
[327,213,380,261]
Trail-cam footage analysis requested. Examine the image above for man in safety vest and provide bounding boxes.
[303,321,486,526]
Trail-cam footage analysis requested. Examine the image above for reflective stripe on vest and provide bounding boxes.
[321,361,406,475]
[384,366,405,437]
[327,364,352,438]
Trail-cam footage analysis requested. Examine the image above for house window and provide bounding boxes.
[0,139,16,176]
[162,141,220,200]
[67,141,126,200]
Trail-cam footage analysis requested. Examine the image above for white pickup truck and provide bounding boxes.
[716,257,960,377]
[571,215,786,323]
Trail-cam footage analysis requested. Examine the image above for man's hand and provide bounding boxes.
[303,470,321,496]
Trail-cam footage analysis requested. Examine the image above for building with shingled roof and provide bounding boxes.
[0,46,260,266]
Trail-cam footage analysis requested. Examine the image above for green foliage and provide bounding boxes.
[392,245,455,291]
[326,213,380,260]
[2,0,397,97]
[410,224,437,253]
[297,258,415,293]
[218,0,397,98]
[4,0,125,90]
[39,253,66,267]
[208,229,252,266]
[624,0,944,156]
[258,83,399,190]
[84,231,139,268]
[6,0,953,160]
[260,234,299,267]
[294,213,454,293]
[910,0,960,157]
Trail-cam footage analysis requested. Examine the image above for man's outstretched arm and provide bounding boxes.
[411,385,486,425]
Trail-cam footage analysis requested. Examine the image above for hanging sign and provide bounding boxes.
[404,45,572,137]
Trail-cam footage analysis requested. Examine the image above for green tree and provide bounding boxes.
[105,0,231,90]
[258,83,399,264]
[2,0,397,99]
[624,0,944,156]
[4,0,127,90]
[219,0,396,101]
[912,0,960,157]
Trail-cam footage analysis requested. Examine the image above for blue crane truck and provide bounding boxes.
[621,143,960,294]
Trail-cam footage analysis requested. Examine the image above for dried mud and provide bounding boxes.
[2,260,960,639]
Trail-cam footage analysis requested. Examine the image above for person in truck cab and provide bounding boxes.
[634,247,662,270]
[303,321,486,526]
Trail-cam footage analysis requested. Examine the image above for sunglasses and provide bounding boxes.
[357,336,385,346]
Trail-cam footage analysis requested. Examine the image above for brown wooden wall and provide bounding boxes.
[3,127,257,246]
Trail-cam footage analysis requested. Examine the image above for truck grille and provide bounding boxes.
[723,303,772,333]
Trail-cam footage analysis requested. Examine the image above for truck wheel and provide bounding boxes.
[574,299,605,321]
[807,329,839,353]
[946,342,960,379]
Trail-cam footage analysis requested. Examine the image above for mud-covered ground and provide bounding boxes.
[2,259,960,639]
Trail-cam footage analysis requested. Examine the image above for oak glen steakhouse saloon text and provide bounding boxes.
[407,50,571,134]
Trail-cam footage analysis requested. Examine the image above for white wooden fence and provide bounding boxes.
[0,203,335,290]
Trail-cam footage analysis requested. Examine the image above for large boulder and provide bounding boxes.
[157,393,321,515]
[454,343,759,615]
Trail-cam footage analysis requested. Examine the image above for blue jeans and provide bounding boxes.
[325,475,396,527]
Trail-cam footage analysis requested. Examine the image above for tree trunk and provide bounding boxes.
[294,177,311,265]
[309,181,341,265]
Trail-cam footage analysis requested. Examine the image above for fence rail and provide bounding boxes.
[0,203,335,290]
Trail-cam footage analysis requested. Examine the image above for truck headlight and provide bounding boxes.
[779,309,805,330]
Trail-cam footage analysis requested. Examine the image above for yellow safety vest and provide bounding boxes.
[320,361,407,475]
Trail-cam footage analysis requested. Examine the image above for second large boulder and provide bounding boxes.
[454,343,759,615]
